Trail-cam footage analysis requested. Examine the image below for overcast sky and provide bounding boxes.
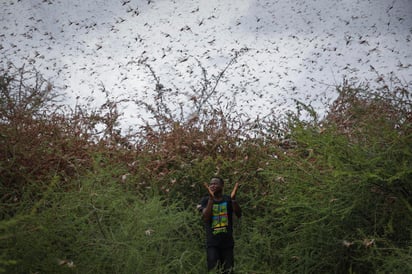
[1,0,411,129]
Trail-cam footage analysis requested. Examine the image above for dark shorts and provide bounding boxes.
[207,246,234,273]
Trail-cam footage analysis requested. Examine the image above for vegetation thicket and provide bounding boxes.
[0,63,411,273]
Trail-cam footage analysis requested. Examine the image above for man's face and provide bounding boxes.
[209,178,223,193]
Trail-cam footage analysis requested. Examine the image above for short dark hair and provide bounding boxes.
[210,176,224,185]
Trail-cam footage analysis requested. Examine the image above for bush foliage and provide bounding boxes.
[0,65,411,273]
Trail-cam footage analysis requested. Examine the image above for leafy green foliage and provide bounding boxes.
[1,65,411,273]
[2,165,204,273]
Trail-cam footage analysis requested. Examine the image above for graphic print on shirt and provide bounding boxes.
[212,202,228,235]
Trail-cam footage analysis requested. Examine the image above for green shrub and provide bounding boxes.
[1,166,205,273]
[1,65,411,273]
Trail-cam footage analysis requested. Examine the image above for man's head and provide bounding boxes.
[209,176,224,194]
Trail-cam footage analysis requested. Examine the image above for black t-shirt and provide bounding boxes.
[199,194,234,248]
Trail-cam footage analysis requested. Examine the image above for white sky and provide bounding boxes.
[1,0,411,130]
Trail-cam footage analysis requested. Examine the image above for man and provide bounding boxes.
[198,177,242,273]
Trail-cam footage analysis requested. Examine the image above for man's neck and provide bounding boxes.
[213,192,223,201]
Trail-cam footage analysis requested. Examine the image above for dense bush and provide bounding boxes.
[0,65,411,273]
[2,171,204,273]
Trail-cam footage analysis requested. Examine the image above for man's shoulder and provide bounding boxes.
[199,196,209,204]
[197,196,210,212]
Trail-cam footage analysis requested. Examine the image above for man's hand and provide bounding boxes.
[204,182,215,198]
[231,182,239,200]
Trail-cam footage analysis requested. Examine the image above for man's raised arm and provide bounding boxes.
[231,183,242,218]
